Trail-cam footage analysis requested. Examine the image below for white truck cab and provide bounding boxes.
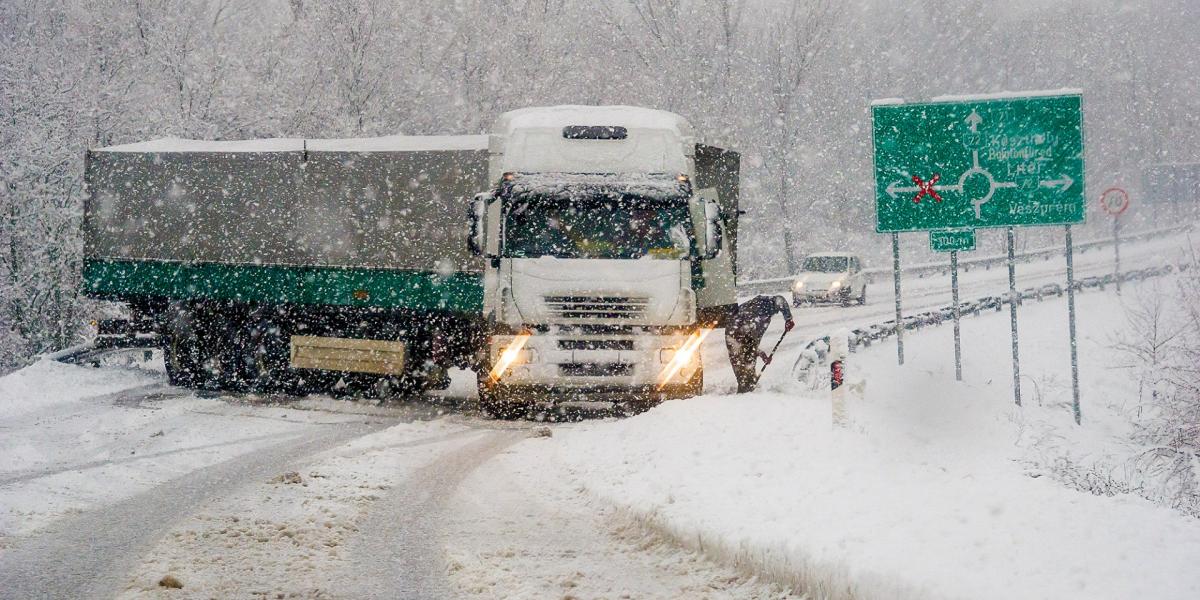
[467,106,739,416]
[792,252,867,306]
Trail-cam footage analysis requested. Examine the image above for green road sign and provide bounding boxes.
[873,93,1084,232]
[930,229,976,252]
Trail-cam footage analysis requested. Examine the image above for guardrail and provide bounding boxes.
[738,223,1194,296]
[789,261,1193,385]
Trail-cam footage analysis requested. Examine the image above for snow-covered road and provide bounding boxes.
[0,230,1192,599]
[0,359,788,598]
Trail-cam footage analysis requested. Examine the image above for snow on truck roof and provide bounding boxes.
[494,105,693,137]
[95,134,489,153]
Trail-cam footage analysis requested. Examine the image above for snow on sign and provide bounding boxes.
[872,92,1085,232]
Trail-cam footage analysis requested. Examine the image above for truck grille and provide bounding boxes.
[559,363,634,377]
[558,339,634,351]
[543,296,649,320]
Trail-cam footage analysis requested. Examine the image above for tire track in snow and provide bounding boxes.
[342,429,525,599]
[0,419,389,600]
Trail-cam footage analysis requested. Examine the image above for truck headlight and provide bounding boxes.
[489,333,531,381]
[657,327,711,387]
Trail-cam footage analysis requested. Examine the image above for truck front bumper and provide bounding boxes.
[488,329,703,396]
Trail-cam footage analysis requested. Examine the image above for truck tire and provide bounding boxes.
[196,311,245,392]
[240,315,292,393]
[163,304,204,388]
[477,374,530,420]
[640,366,704,407]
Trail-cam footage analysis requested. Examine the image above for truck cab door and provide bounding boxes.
[693,188,737,315]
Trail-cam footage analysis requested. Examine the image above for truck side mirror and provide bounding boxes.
[468,193,489,256]
[702,200,723,260]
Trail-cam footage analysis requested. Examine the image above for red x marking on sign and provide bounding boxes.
[912,174,942,203]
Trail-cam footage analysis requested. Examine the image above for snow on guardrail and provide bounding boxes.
[739,223,1194,296]
[790,260,1193,385]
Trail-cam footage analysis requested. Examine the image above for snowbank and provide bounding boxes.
[511,279,1200,599]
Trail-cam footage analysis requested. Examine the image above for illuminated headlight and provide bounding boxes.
[793,280,805,291]
[657,327,712,387]
[829,280,843,290]
[489,333,532,381]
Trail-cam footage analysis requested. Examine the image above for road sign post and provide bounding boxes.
[892,233,904,366]
[1007,226,1021,406]
[930,229,972,381]
[950,251,962,381]
[1099,188,1129,294]
[1065,225,1081,424]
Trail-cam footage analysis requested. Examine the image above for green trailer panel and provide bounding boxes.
[83,259,484,313]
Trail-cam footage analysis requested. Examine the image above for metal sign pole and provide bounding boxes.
[1113,213,1122,294]
[892,232,904,366]
[1065,225,1082,424]
[1007,226,1022,406]
[951,250,962,381]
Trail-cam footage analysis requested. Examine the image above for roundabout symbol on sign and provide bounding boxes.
[1099,187,1129,216]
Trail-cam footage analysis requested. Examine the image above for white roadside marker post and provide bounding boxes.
[831,331,849,428]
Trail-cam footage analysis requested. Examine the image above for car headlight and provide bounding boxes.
[793,280,805,291]
[830,280,843,290]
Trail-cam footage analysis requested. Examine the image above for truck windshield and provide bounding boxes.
[802,256,849,272]
[503,195,694,259]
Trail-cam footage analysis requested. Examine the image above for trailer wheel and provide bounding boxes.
[164,304,204,388]
[240,315,292,393]
[197,312,245,392]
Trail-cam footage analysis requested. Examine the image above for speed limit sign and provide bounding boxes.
[1099,187,1129,216]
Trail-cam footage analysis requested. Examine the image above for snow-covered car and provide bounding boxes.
[791,252,867,306]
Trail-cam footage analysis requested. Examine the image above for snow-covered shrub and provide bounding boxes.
[1114,256,1200,516]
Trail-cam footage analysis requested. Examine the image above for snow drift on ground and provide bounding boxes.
[510,277,1200,600]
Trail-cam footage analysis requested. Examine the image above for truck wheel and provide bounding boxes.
[164,304,204,388]
[477,374,530,420]
[677,366,704,399]
[857,286,867,305]
[197,313,244,392]
[653,366,704,404]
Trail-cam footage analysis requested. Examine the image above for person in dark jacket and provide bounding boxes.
[725,295,795,393]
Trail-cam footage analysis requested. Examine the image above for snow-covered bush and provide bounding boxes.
[1115,255,1200,516]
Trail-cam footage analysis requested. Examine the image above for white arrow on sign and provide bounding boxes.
[1039,174,1074,192]
[885,180,964,199]
[964,110,983,133]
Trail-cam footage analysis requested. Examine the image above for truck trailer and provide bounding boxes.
[82,106,739,414]
[83,135,490,395]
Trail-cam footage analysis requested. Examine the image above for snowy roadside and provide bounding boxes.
[506,276,1200,600]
